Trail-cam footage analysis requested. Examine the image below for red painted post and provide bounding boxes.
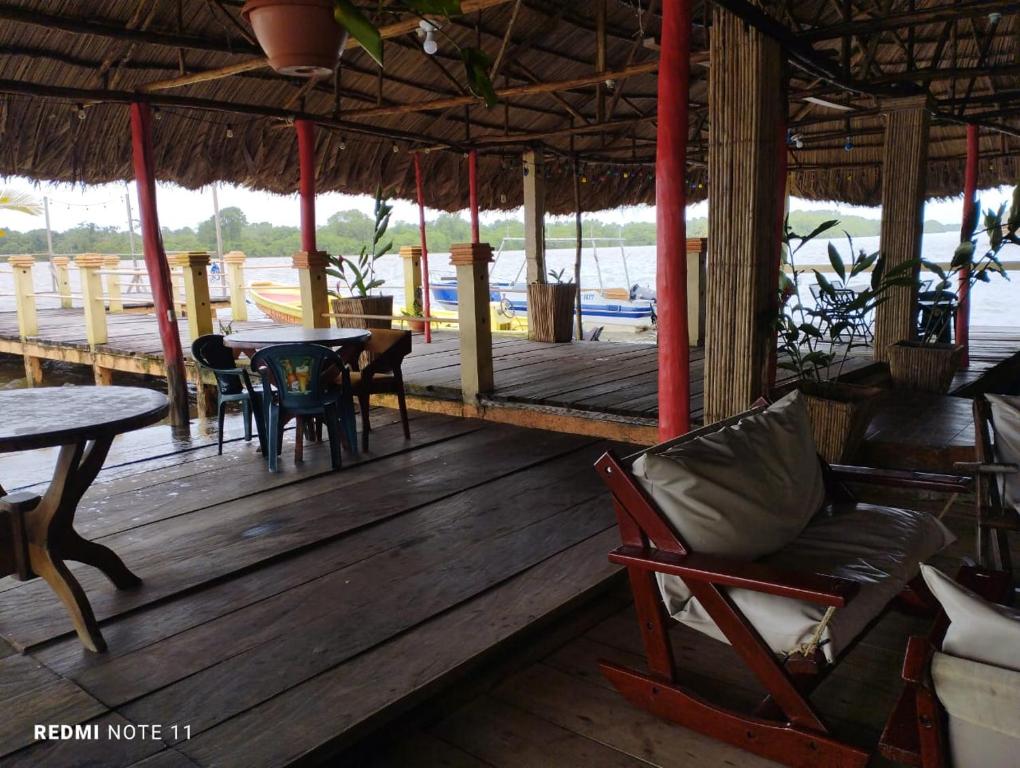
[656,0,692,440]
[469,149,480,243]
[957,124,979,368]
[413,153,432,343]
[767,110,789,391]
[296,119,316,252]
[130,102,189,427]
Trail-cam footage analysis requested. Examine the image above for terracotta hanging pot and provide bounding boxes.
[242,0,349,77]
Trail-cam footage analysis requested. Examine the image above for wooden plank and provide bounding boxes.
[176,528,621,768]
[0,673,106,758]
[2,713,172,768]
[364,730,495,768]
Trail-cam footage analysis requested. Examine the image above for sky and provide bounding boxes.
[0,175,1014,234]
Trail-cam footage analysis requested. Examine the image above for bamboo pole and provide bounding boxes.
[413,154,433,344]
[572,155,584,341]
[956,124,979,368]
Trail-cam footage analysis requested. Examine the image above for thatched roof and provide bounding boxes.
[0,1,1018,212]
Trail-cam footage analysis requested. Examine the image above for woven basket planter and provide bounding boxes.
[887,341,964,393]
[528,283,577,343]
[331,295,393,330]
[799,381,882,464]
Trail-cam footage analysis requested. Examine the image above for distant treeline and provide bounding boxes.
[0,206,956,257]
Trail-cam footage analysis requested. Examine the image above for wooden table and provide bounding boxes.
[0,386,168,652]
[223,327,371,350]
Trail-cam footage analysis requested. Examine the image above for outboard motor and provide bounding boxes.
[630,283,657,302]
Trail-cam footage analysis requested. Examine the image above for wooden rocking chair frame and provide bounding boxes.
[595,408,972,768]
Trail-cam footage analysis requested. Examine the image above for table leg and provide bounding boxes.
[24,438,141,653]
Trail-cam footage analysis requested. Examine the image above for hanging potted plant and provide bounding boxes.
[528,269,578,343]
[242,0,498,106]
[328,187,394,330]
[887,191,1017,392]
[775,219,913,463]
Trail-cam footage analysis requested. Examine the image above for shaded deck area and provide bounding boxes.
[0,410,623,767]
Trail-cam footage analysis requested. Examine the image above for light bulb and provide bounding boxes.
[226,126,234,139]
[339,139,346,150]
[76,105,86,120]
[423,31,438,55]
[392,144,399,153]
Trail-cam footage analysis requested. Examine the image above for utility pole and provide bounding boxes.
[43,196,57,291]
[211,182,226,288]
[124,189,137,268]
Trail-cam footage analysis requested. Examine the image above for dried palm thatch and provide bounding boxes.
[0,0,1017,212]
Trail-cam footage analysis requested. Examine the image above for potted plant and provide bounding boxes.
[528,269,577,343]
[242,0,498,105]
[887,192,1017,392]
[328,187,394,330]
[776,219,913,463]
[402,286,425,333]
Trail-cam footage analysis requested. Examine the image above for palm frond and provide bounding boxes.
[0,189,42,217]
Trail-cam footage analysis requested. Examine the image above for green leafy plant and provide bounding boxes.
[918,190,1017,344]
[328,186,392,297]
[0,189,41,238]
[401,286,424,318]
[547,267,571,284]
[776,217,914,383]
[333,0,498,107]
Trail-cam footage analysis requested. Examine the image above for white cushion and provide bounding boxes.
[632,390,824,561]
[985,394,1020,510]
[920,564,1020,671]
[932,652,1020,768]
[662,503,953,661]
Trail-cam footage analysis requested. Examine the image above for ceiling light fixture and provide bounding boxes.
[419,20,439,55]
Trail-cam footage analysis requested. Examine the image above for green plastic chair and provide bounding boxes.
[191,334,265,455]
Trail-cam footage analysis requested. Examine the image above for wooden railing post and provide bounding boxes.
[686,238,707,347]
[75,253,108,346]
[223,250,248,322]
[170,251,214,340]
[450,242,494,403]
[293,250,330,328]
[9,255,38,338]
[399,245,422,316]
[51,256,72,308]
[103,255,124,312]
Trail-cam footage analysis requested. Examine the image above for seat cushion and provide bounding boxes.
[660,503,954,661]
[933,652,1020,768]
[921,564,1020,671]
[631,391,824,562]
[985,394,1020,510]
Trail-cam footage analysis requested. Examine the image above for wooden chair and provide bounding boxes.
[878,566,1014,768]
[595,403,971,768]
[349,329,412,452]
[960,395,1020,576]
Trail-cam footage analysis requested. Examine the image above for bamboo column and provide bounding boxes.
[522,148,546,285]
[703,4,784,424]
[956,124,979,368]
[874,96,930,360]
[130,101,189,426]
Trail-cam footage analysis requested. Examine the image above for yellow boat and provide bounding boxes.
[247,281,526,333]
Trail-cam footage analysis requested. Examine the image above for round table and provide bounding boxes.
[223,327,371,350]
[0,386,168,652]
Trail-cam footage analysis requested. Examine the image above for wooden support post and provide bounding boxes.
[450,242,494,402]
[75,253,108,346]
[957,124,979,368]
[656,0,694,437]
[130,101,189,427]
[523,148,547,285]
[468,150,480,243]
[102,255,123,312]
[224,250,248,322]
[94,366,115,386]
[170,251,214,341]
[23,355,43,386]
[9,255,37,338]
[704,4,784,424]
[293,250,330,328]
[296,118,317,253]
[399,245,423,316]
[413,153,433,343]
[874,95,930,361]
[51,256,71,308]
[686,238,707,347]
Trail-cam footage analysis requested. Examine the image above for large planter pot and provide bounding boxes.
[242,0,349,77]
[331,295,393,330]
[528,283,577,343]
[887,341,964,394]
[799,381,882,464]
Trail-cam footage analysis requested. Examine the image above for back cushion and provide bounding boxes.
[986,394,1020,511]
[631,391,824,560]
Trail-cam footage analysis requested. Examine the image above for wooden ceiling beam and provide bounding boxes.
[798,1,1020,42]
[138,59,270,92]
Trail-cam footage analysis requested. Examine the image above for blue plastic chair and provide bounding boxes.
[250,343,357,472]
[192,334,265,455]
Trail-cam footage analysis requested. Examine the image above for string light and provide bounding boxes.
[225,125,234,139]
[76,104,86,121]
[153,107,162,120]
[338,136,346,150]
[392,143,400,153]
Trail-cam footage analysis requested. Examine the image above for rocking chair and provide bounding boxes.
[594,391,970,768]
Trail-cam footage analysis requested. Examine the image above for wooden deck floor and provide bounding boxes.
[0,409,626,767]
[354,492,1020,768]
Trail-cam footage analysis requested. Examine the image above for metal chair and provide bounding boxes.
[250,343,356,472]
[191,334,265,455]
